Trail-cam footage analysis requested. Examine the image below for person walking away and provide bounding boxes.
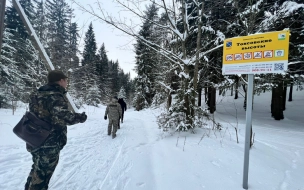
[118,98,127,123]
[104,96,122,138]
[25,70,87,190]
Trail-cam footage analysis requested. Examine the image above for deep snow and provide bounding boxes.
[0,88,304,190]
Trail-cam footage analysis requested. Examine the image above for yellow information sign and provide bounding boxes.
[222,30,290,75]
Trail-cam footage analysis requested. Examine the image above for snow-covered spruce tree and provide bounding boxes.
[133,3,160,110]
[258,1,304,119]
[67,22,80,69]
[44,0,73,71]
[108,60,121,96]
[118,87,127,99]
[150,12,179,109]
[133,76,149,111]
[31,0,49,83]
[71,0,227,130]
[32,0,47,46]
[79,22,101,106]
[119,72,133,104]
[157,0,228,131]
[96,43,111,102]
[2,0,42,103]
[0,29,18,108]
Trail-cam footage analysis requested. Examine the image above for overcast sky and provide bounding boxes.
[7,0,140,78]
[70,0,143,79]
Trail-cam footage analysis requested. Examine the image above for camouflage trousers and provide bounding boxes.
[108,119,119,136]
[25,148,60,190]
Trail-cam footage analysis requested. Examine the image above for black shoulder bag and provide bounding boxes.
[13,111,53,148]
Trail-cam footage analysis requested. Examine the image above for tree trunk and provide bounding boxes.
[242,84,247,110]
[288,83,293,101]
[181,1,192,127]
[193,1,204,99]
[208,87,216,113]
[231,85,234,96]
[167,92,172,110]
[271,83,284,120]
[204,86,208,104]
[198,87,202,107]
[282,84,287,111]
[234,76,239,99]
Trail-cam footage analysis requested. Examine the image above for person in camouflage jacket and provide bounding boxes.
[25,70,87,190]
[104,96,122,139]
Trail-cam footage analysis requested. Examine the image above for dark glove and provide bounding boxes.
[79,112,87,123]
[104,116,107,120]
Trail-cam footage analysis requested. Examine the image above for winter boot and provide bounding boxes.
[112,134,116,139]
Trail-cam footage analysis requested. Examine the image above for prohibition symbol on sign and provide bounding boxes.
[226,54,233,61]
[234,53,242,60]
[263,50,273,58]
[254,51,262,59]
[243,52,252,60]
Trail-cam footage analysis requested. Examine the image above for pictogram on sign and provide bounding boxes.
[264,50,273,58]
[275,50,284,57]
[235,53,242,60]
[243,52,252,60]
[226,54,233,61]
[253,51,262,59]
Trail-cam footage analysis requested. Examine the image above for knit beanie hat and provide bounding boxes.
[47,70,68,83]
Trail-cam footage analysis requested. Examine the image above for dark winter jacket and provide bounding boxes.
[26,83,84,152]
[118,98,127,112]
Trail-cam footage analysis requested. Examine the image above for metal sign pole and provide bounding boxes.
[243,74,254,189]
[12,0,78,113]
[0,0,7,52]
[223,30,289,189]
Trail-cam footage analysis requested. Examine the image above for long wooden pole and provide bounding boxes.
[12,0,78,113]
[0,0,6,53]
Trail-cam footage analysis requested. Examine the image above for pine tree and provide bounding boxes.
[96,43,111,101]
[45,0,73,71]
[1,0,41,103]
[118,87,127,99]
[133,3,159,109]
[108,60,120,95]
[0,29,18,108]
[79,22,100,106]
[67,22,79,68]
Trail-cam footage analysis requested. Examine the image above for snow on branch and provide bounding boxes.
[71,0,185,65]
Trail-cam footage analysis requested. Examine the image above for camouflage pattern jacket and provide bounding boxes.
[104,100,122,121]
[27,83,83,152]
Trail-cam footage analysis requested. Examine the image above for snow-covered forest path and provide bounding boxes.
[0,106,171,190]
[51,107,163,190]
[1,89,304,190]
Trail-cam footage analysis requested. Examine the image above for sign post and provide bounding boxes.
[222,30,290,189]
[243,74,254,189]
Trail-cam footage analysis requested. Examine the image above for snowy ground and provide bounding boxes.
[0,89,304,190]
